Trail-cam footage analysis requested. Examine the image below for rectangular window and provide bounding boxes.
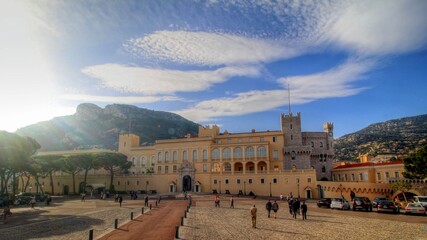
[249,138,253,142]
[344,174,348,181]
[248,179,253,184]
[237,179,241,184]
[260,178,265,184]
[273,178,277,184]
[394,172,399,178]
[359,173,363,181]
[158,166,162,173]
[260,137,264,142]
[272,136,277,142]
[307,177,312,183]
[296,177,300,183]
[385,172,390,179]
[227,139,232,143]
[173,165,177,173]
[203,164,208,172]
[273,150,279,160]
[351,174,355,181]
[213,179,217,184]
[117,181,121,186]
[225,179,229,184]
[377,172,381,181]
[136,180,139,185]
[165,166,169,173]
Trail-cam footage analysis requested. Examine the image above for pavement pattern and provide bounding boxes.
[179,196,427,240]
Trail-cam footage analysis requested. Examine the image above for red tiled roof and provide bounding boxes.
[334,161,403,170]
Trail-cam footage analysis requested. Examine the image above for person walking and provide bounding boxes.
[230,196,234,208]
[280,193,284,201]
[145,195,149,207]
[250,205,257,228]
[265,200,272,218]
[272,200,279,218]
[301,201,308,220]
[81,192,86,202]
[118,195,123,207]
[30,197,36,208]
[292,200,298,219]
[288,199,293,215]
[214,195,220,207]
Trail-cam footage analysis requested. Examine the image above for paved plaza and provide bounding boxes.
[1,195,426,240]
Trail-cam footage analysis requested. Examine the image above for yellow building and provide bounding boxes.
[29,112,336,199]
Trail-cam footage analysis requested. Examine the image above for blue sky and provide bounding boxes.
[1,0,427,138]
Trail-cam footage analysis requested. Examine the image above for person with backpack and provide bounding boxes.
[265,200,272,218]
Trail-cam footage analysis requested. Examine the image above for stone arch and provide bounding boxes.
[257,161,267,172]
[245,162,255,172]
[234,162,243,172]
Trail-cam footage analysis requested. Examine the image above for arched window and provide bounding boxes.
[257,146,266,157]
[222,148,231,159]
[233,147,242,158]
[141,157,146,166]
[165,151,170,162]
[224,162,231,172]
[212,148,220,160]
[183,150,188,161]
[173,151,178,162]
[322,166,326,173]
[157,152,162,163]
[311,142,314,148]
[291,151,296,160]
[320,142,323,148]
[203,149,208,161]
[193,150,198,161]
[151,156,155,166]
[131,156,136,166]
[246,147,254,158]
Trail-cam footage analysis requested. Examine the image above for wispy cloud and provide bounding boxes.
[323,0,427,55]
[81,63,262,95]
[61,94,184,104]
[124,31,304,66]
[175,59,373,122]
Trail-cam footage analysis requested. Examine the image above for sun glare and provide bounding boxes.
[0,1,73,132]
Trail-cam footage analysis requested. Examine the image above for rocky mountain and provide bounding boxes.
[16,103,200,151]
[334,114,427,161]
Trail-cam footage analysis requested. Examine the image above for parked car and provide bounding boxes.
[372,197,388,208]
[377,200,400,214]
[317,198,332,208]
[413,196,427,210]
[352,197,373,211]
[330,198,351,210]
[14,192,34,205]
[404,202,426,215]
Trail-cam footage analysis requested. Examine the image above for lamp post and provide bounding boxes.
[219,180,221,194]
[244,181,246,195]
[269,182,272,197]
[297,182,300,199]
[145,181,149,194]
[175,179,178,192]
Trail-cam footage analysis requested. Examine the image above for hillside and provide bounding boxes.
[16,103,200,151]
[334,114,427,161]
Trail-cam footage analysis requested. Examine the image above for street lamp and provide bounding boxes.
[269,182,272,197]
[145,181,149,194]
[219,180,221,194]
[297,182,300,199]
[244,181,246,195]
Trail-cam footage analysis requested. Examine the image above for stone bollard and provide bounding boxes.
[142,207,144,214]
[88,229,93,240]
[114,219,118,229]
[175,225,179,239]
[181,216,184,226]
[131,212,134,220]
[150,204,152,210]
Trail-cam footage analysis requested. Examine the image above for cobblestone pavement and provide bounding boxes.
[0,196,154,240]
[180,196,427,240]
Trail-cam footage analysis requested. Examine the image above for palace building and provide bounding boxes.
[116,112,334,197]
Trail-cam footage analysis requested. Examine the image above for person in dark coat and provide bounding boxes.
[272,200,279,218]
[301,201,308,220]
[288,199,294,214]
[118,195,123,207]
[265,200,272,218]
[292,200,299,219]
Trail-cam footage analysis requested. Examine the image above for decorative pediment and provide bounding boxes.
[179,161,195,171]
